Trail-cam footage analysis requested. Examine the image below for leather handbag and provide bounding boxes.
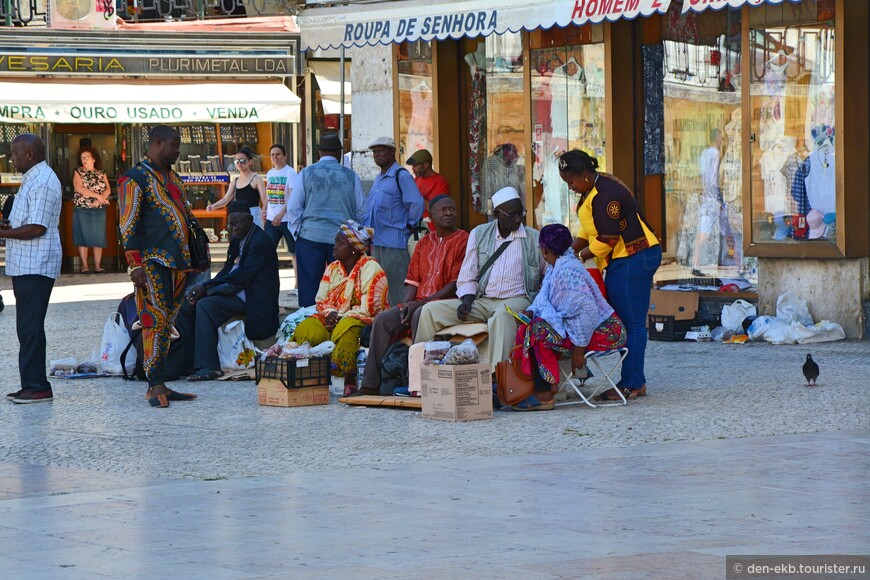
[187,216,211,271]
[495,346,534,406]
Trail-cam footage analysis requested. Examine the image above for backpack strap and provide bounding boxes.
[395,167,426,235]
[119,328,141,381]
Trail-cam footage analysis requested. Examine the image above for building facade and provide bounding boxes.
[300,0,869,337]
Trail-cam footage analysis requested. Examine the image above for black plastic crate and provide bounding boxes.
[648,315,696,341]
[255,356,331,388]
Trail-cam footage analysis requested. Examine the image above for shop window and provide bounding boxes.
[467,32,525,215]
[530,41,605,230]
[661,7,745,279]
[748,9,835,246]
[397,41,435,163]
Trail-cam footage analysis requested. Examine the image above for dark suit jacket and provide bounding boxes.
[203,226,279,340]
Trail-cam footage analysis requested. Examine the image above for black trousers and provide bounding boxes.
[12,275,55,392]
[176,294,246,372]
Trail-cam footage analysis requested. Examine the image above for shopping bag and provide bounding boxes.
[99,312,133,375]
[721,299,757,332]
[217,319,257,371]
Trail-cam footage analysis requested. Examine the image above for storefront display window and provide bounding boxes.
[468,32,525,214]
[530,39,605,230]
[662,7,745,279]
[397,41,435,163]
[748,12,835,245]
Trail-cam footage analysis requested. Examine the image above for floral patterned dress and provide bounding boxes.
[74,168,109,209]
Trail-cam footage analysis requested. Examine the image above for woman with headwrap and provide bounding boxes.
[511,224,626,411]
[291,220,389,389]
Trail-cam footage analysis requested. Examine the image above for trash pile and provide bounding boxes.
[714,291,845,345]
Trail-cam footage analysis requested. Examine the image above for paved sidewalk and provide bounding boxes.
[0,278,868,577]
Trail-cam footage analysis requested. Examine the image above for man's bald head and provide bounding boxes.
[10,134,46,174]
[148,125,178,146]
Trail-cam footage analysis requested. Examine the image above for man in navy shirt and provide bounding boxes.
[363,136,424,306]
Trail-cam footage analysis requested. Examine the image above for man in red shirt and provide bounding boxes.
[407,149,449,227]
[357,195,468,396]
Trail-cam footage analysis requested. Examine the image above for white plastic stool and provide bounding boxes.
[558,347,629,408]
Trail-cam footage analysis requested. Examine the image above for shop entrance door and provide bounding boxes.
[51,124,122,273]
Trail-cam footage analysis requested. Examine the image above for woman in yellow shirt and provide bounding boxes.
[558,150,661,400]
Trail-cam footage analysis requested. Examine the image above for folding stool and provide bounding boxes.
[557,347,629,408]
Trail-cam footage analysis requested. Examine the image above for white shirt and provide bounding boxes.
[6,161,63,279]
[264,165,297,222]
[456,225,527,299]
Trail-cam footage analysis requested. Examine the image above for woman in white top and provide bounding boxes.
[207,147,266,227]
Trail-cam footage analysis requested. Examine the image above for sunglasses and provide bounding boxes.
[497,208,527,219]
[234,158,249,165]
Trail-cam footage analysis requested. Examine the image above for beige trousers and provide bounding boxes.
[415,296,531,373]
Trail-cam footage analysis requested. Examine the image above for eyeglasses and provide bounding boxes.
[497,208,527,219]
[234,158,248,165]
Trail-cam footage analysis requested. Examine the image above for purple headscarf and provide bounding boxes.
[539,224,574,255]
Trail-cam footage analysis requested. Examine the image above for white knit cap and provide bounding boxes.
[491,186,521,209]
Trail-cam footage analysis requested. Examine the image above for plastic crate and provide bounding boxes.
[255,356,331,388]
[648,315,696,341]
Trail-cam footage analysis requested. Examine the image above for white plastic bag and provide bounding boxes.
[721,299,757,332]
[747,316,784,341]
[217,319,257,370]
[798,321,846,344]
[99,313,132,375]
[276,306,317,346]
[764,321,817,345]
[776,291,814,326]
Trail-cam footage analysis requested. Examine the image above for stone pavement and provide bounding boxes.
[0,274,868,578]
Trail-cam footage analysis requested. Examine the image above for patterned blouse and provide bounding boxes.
[528,252,614,347]
[74,167,109,209]
[314,255,389,325]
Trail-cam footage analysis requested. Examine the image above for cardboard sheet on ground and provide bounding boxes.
[338,395,422,409]
[54,373,111,379]
[218,368,256,381]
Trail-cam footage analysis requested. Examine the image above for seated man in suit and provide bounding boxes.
[178,201,280,381]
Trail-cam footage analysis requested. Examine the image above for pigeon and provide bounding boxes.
[802,353,819,386]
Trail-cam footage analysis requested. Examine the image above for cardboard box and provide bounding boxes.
[647,289,699,323]
[421,363,492,422]
[257,380,330,407]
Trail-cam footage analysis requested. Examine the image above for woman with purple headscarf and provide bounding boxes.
[511,224,626,411]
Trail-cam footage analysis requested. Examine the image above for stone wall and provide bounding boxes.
[349,44,394,185]
[757,257,870,338]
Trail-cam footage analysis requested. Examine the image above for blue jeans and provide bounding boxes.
[604,245,662,390]
[265,221,296,253]
[295,236,334,307]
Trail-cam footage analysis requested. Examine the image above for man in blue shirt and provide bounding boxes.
[363,136,424,306]
[288,132,365,307]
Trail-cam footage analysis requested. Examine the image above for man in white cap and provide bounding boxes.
[363,136,424,306]
[415,186,544,374]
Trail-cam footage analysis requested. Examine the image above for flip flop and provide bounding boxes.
[167,389,197,401]
[511,395,555,412]
[80,269,91,274]
[94,269,105,274]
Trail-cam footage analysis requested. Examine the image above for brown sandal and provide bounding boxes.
[597,387,637,402]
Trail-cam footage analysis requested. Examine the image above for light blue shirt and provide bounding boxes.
[287,156,365,242]
[363,162,424,249]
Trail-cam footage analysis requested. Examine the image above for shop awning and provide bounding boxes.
[299,0,672,51]
[681,0,800,13]
[0,80,300,124]
[308,60,352,116]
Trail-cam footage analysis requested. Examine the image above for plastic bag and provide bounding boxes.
[217,319,257,370]
[746,316,784,341]
[720,299,757,332]
[310,341,336,357]
[763,321,817,345]
[710,326,732,342]
[423,340,452,364]
[276,306,317,346]
[442,338,480,365]
[798,321,846,344]
[49,357,78,376]
[99,312,132,375]
[776,291,814,326]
